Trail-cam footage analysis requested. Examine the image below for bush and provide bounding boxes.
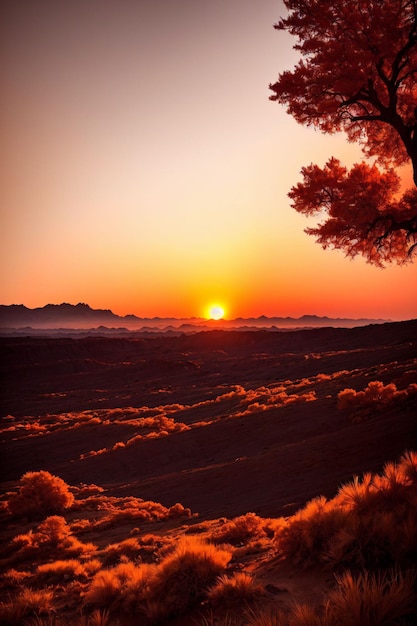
[212,513,267,545]
[287,604,326,626]
[9,516,96,564]
[36,558,101,582]
[21,609,119,625]
[36,515,73,547]
[275,451,417,570]
[207,572,265,611]
[275,496,347,567]
[337,381,416,419]
[8,471,74,519]
[0,588,53,624]
[325,569,417,626]
[85,561,156,614]
[245,608,287,626]
[146,537,232,620]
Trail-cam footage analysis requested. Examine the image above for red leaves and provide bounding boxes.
[290,159,417,264]
[290,159,400,217]
[271,0,417,139]
[271,0,417,263]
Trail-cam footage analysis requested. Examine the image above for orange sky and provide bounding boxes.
[1,0,416,321]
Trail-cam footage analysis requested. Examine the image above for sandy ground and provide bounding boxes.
[0,320,416,621]
[1,321,416,518]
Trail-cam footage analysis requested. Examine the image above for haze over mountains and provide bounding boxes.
[0,303,390,335]
[0,303,391,334]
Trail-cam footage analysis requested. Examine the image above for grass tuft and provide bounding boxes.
[207,572,265,611]
[146,537,232,620]
[325,568,417,626]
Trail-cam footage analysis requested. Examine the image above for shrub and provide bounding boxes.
[276,451,417,570]
[0,588,53,624]
[287,604,326,626]
[36,515,73,547]
[146,537,232,620]
[85,561,156,614]
[24,609,120,625]
[275,496,347,567]
[37,558,101,581]
[102,538,142,565]
[398,450,417,485]
[168,502,192,518]
[1,568,32,587]
[212,513,267,545]
[8,471,74,519]
[80,609,119,626]
[207,572,265,611]
[337,381,416,419]
[325,569,417,626]
[8,516,96,566]
[245,608,287,626]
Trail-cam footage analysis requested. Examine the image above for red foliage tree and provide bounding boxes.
[270,0,417,264]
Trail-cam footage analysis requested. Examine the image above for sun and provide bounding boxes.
[208,305,225,320]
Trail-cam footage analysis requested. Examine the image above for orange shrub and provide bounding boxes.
[325,569,417,626]
[207,572,265,611]
[102,538,142,565]
[399,450,417,485]
[146,537,231,620]
[85,561,156,614]
[7,471,74,519]
[276,451,417,570]
[36,515,73,548]
[337,381,415,414]
[245,608,287,626]
[8,515,96,565]
[37,558,101,581]
[275,496,347,567]
[211,513,267,545]
[0,588,53,624]
[168,502,192,519]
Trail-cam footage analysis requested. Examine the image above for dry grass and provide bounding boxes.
[245,608,287,626]
[37,558,101,581]
[84,560,155,614]
[211,513,268,545]
[275,451,417,570]
[6,515,97,568]
[197,568,417,625]
[0,588,53,624]
[84,495,192,530]
[325,569,417,626]
[207,572,265,611]
[101,538,142,565]
[145,537,232,620]
[287,604,326,626]
[2,452,416,625]
[275,496,347,567]
[337,381,417,421]
[22,609,119,626]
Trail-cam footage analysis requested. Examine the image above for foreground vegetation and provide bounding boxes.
[1,450,416,625]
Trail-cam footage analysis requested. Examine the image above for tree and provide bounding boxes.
[270,0,417,265]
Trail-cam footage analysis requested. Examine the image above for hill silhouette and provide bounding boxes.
[0,302,388,332]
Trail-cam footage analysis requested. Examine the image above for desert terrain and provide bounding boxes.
[1,320,416,624]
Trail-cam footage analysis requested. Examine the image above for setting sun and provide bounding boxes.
[208,305,225,320]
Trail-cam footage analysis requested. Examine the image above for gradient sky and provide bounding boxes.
[2,0,416,321]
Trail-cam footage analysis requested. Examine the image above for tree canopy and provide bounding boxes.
[270,0,417,265]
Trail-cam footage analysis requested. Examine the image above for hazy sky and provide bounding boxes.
[2,0,416,320]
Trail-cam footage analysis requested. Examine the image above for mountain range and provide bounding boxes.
[0,303,389,335]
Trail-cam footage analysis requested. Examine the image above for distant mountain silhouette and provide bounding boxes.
[0,303,391,334]
[0,303,118,325]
